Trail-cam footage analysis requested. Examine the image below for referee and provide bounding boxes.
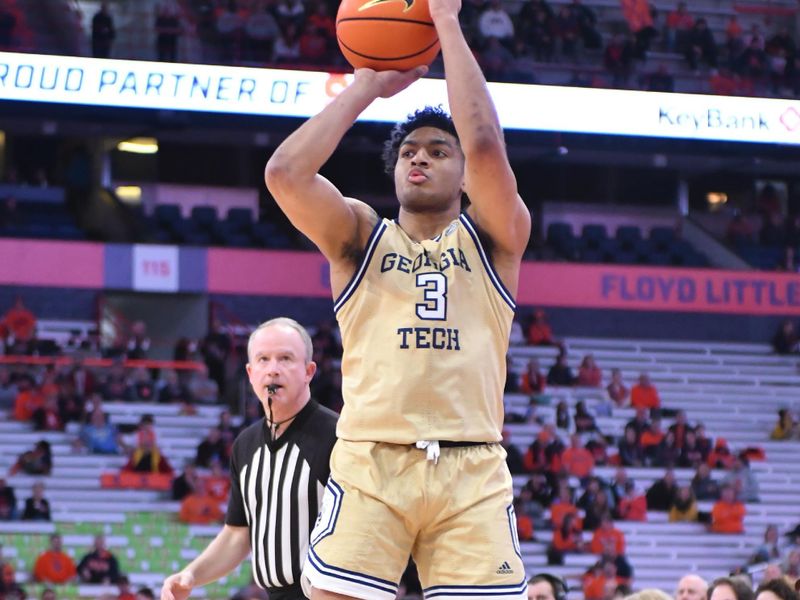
[161,317,338,600]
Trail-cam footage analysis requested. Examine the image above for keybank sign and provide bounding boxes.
[0,51,799,146]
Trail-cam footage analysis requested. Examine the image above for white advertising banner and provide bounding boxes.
[1,52,799,145]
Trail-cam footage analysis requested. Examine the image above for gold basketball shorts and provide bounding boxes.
[302,439,527,599]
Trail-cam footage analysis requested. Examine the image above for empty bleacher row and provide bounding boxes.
[547,222,709,267]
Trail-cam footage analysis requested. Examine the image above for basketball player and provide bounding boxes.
[265,0,531,596]
[161,319,337,600]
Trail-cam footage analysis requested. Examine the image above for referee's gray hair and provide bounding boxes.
[247,317,314,363]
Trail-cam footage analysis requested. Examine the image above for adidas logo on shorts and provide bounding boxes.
[496,561,514,575]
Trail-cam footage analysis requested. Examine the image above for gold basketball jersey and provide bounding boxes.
[333,213,516,444]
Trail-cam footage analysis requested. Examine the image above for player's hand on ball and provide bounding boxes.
[161,571,195,600]
[355,66,429,99]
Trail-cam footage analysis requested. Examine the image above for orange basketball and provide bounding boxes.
[335,0,440,71]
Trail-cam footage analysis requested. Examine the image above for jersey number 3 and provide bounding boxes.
[416,272,447,320]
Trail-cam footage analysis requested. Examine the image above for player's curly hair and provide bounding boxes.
[381,106,459,176]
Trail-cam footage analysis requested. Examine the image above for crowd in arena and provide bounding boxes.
[0,293,799,598]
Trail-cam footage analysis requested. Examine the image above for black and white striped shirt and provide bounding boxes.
[226,400,338,591]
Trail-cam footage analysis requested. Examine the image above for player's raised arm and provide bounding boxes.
[264,68,427,263]
[428,0,530,262]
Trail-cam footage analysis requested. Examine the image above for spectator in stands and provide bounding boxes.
[618,425,644,467]
[549,511,584,564]
[708,438,736,470]
[128,368,156,403]
[215,0,245,63]
[562,433,595,480]
[32,392,63,432]
[724,15,744,60]
[77,534,122,584]
[582,557,618,600]
[122,415,172,474]
[33,533,76,584]
[179,477,224,525]
[244,0,280,63]
[555,5,579,60]
[217,409,239,452]
[0,366,18,411]
[723,456,760,503]
[755,579,799,600]
[550,485,579,529]
[0,542,24,599]
[22,482,50,521]
[79,405,121,455]
[0,479,17,520]
[172,461,201,501]
[669,486,698,522]
[631,373,660,411]
[12,373,42,422]
[1,297,36,348]
[711,485,746,534]
[751,525,782,565]
[571,0,600,50]
[645,468,677,511]
[195,426,229,468]
[678,429,704,469]
[547,352,575,386]
[784,549,800,579]
[522,470,555,513]
[616,480,647,522]
[509,317,525,346]
[272,22,301,63]
[298,19,330,65]
[664,1,693,52]
[478,0,514,46]
[520,358,546,396]
[188,364,219,404]
[574,401,598,433]
[117,575,136,600]
[158,368,192,406]
[155,2,183,62]
[555,400,570,430]
[668,410,691,449]
[685,19,717,72]
[203,459,231,506]
[691,462,720,501]
[590,513,625,556]
[604,34,634,87]
[772,321,799,355]
[640,416,665,462]
[527,309,556,346]
[582,489,612,532]
[627,407,651,438]
[577,354,602,387]
[91,2,116,58]
[694,423,712,460]
[201,320,232,395]
[772,408,798,440]
[125,321,150,360]
[502,428,526,474]
[9,440,52,476]
[676,575,708,600]
[606,368,629,407]
[480,36,516,81]
[68,358,97,399]
[275,0,305,30]
[56,377,84,425]
[136,587,155,600]
[100,362,130,402]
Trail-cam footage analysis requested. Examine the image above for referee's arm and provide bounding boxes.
[161,524,250,600]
